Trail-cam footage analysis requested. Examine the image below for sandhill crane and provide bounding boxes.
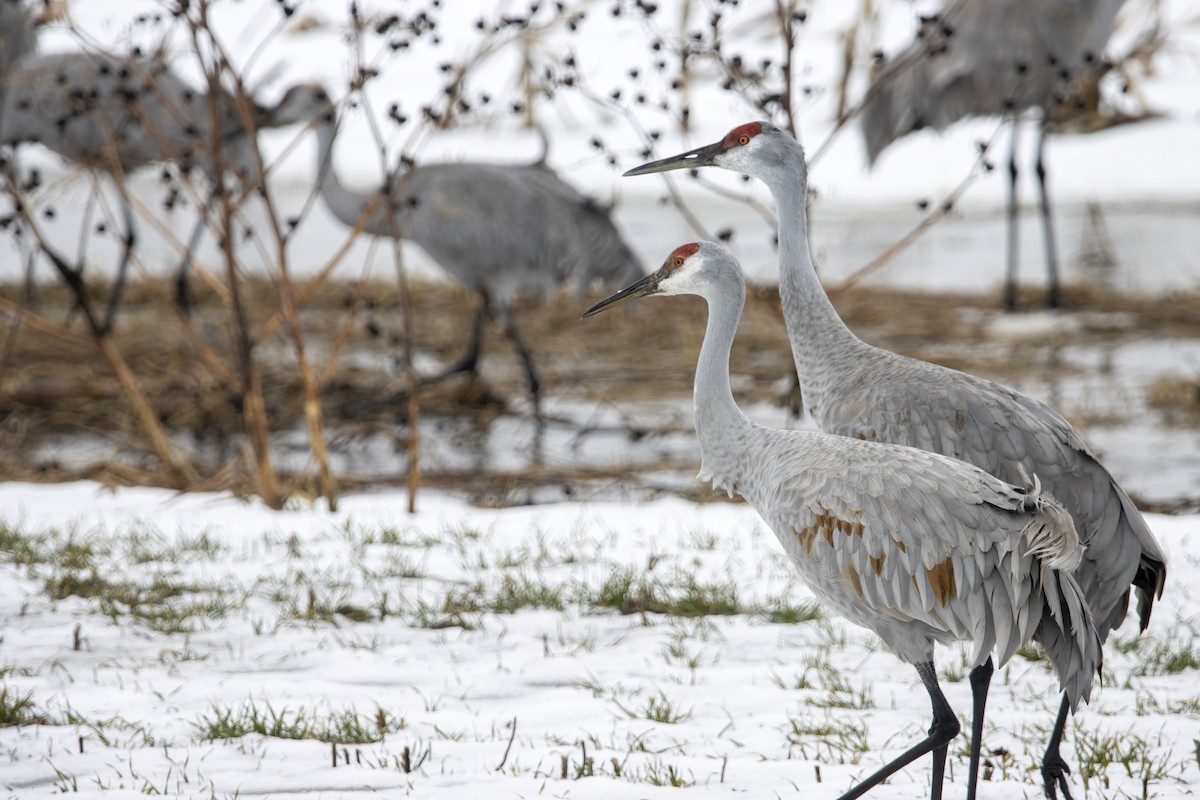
[624,121,1165,800]
[583,240,1101,800]
[271,84,643,414]
[0,1,38,77]
[1,48,323,326]
[1,0,47,294]
[859,0,1128,309]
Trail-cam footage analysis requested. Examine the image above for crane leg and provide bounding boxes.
[836,661,959,800]
[501,311,541,418]
[424,296,487,388]
[1034,122,1061,309]
[965,657,994,800]
[1040,695,1075,800]
[1004,118,1021,311]
[20,221,37,307]
[100,194,137,336]
[175,190,219,315]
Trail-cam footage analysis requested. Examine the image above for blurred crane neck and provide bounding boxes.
[314,117,397,236]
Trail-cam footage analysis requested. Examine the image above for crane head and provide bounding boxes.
[581,242,735,317]
[623,122,776,177]
[266,83,335,129]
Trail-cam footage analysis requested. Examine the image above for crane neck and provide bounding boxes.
[692,275,761,496]
[314,115,395,236]
[761,148,864,388]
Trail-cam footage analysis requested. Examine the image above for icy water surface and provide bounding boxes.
[7,178,1200,508]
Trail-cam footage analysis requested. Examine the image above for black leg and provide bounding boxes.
[101,195,136,336]
[1034,122,1061,309]
[175,190,219,315]
[1004,118,1020,311]
[501,309,541,417]
[966,657,994,800]
[1041,695,1074,800]
[837,661,960,800]
[425,295,487,383]
[20,221,37,307]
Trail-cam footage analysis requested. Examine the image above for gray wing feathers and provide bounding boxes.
[389,162,642,304]
[817,356,1166,645]
[758,434,1098,705]
[859,0,1126,164]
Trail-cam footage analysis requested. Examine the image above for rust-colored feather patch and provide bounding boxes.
[926,557,957,607]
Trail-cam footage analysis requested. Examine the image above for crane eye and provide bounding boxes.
[672,257,685,268]
[737,135,750,145]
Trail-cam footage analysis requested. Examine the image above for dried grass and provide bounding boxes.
[1,276,1197,499]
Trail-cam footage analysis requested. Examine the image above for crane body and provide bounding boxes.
[584,241,1102,800]
[1,47,321,320]
[624,121,1165,800]
[859,0,1129,308]
[275,84,643,412]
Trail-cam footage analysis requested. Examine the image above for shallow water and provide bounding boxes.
[5,177,1200,508]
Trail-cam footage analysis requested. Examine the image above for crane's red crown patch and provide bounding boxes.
[667,242,701,270]
[723,122,763,148]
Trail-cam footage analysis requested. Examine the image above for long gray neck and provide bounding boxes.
[693,277,760,495]
[764,150,865,389]
[315,118,395,236]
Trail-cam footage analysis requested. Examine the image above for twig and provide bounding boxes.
[495,716,518,771]
[829,120,1004,294]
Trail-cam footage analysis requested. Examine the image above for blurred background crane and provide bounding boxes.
[1,35,322,329]
[278,84,644,416]
[859,0,1129,310]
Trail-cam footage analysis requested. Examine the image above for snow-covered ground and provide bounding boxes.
[2,4,1198,797]
[0,481,1198,799]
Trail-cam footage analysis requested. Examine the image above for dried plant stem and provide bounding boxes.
[4,209,192,486]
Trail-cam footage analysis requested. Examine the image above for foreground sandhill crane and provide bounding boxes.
[269,84,643,414]
[859,0,1128,309]
[624,121,1165,800]
[584,240,1101,800]
[1,48,325,323]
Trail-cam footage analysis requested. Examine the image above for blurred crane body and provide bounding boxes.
[279,84,643,412]
[625,121,1165,800]
[1,46,321,321]
[859,0,1128,308]
[584,240,1102,800]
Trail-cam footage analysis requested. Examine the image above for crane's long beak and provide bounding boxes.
[581,271,662,318]
[623,140,723,176]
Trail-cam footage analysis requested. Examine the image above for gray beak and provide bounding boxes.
[581,271,663,318]
[623,140,723,176]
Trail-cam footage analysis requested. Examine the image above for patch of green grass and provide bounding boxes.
[0,685,50,726]
[491,573,566,613]
[584,569,744,618]
[1073,727,1172,790]
[0,522,50,568]
[587,568,657,615]
[759,598,822,625]
[1130,639,1200,676]
[1134,692,1200,717]
[786,713,870,764]
[670,575,741,617]
[635,759,694,787]
[613,690,693,725]
[195,699,404,744]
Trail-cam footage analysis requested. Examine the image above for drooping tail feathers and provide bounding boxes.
[1036,568,1103,711]
[1021,474,1100,709]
